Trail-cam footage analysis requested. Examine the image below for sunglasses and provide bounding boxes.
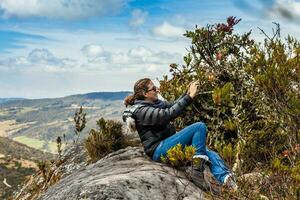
[147,86,159,92]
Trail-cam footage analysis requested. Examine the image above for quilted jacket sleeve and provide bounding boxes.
[163,91,188,108]
[134,93,193,126]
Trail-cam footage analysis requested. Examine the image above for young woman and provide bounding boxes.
[122,78,237,191]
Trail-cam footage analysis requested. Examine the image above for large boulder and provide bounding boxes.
[14,142,219,200]
[38,146,207,200]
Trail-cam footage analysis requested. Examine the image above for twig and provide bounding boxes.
[3,178,12,188]
[197,91,213,95]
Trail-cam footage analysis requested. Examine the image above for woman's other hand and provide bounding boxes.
[187,80,200,99]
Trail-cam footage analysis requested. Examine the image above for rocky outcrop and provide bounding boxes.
[38,146,208,200]
[13,143,89,200]
[14,143,219,200]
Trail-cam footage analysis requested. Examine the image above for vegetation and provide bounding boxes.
[0,136,54,199]
[13,136,58,154]
[84,117,140,163]
[158,17,299,199]
[73,106,86,144]
[0,158,36,200]
[160,143,197,168]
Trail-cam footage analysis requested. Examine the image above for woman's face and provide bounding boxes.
[144,81,160,102]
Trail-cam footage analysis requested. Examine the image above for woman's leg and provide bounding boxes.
[151,121,232,184]
[205,148,231,184]
[152,122,207,162]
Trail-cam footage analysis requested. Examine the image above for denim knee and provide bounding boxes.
[195,122,207,134]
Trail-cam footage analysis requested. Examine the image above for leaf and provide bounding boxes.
[212,87,222,105]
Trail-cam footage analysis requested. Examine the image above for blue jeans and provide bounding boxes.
[152,122,231,184]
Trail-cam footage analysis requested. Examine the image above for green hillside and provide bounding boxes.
[0,91,130,153]
[0,136,54,199]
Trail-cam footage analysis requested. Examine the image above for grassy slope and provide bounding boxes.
[0,91,130,153]
[0,136,54,199]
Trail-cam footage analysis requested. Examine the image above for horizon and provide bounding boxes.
[0,90,133,99]
[1,0,300,98]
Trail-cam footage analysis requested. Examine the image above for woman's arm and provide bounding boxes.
[163,91,188,108]
[134,93,193,126]
[134,80,199,126]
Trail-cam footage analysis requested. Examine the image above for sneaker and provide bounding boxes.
[192,154,210,170]
[185,166,221,195]
[223,173,238,192]
[185,165,209,191]
[193,154,209,162]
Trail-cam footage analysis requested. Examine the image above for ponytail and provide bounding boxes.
[124,94,135,107]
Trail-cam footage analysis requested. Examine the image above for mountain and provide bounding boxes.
[0,91,131,154]
[0,98,27,104]
[70,91,132,100]
[0,136,54,199]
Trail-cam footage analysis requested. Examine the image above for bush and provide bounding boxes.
[84,118,140,163]
[158,17,299,199]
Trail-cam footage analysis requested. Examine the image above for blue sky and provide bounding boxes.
[0,0,299,98]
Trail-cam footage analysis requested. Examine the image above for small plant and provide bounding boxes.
[160,144,197,168]
[85,118,130,163]
[37,160,51,182]
[63,133,67,145]
[56,136,62,158]
[73,106,86,144]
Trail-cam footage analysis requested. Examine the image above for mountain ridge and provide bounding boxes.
[0,91,132,106]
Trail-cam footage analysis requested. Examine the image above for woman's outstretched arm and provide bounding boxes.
[134,80,199,126]
[134,93,193,126]
[162,91,188,108]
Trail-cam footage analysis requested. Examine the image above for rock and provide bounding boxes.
[37,146,207,200]
[13,143,89,200]
[14,143,216,200]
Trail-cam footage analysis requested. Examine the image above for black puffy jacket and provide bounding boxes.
[122,92,193,158]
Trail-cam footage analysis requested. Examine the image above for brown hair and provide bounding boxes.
[124,78,151,107]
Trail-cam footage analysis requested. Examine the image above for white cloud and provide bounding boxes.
[0,27,188,98]
[81,44,106,58]
[81,45,182,67]
[128,46,152,58]
[0,48,76,72]
[152,21,185,39]
[0,0,128,20]
[28,49,58,63]
[129,9,148,28]
[0,44,182,74]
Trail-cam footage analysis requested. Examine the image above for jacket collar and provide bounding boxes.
[134,99,166,108]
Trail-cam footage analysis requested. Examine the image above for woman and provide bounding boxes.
[122,78,237,191]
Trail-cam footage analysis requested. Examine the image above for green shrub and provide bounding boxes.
[160,143,197,168]
[158,17,299,199]
[84,118,139,163]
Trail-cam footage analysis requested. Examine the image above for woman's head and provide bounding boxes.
[124,78,160,107]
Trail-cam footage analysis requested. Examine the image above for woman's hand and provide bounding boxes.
[187,80,200,99]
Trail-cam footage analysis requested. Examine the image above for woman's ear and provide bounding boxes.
[142,91,147,97]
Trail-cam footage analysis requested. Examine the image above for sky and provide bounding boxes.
[0,0,299,99]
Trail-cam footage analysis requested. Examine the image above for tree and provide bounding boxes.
[158,17,299,198]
